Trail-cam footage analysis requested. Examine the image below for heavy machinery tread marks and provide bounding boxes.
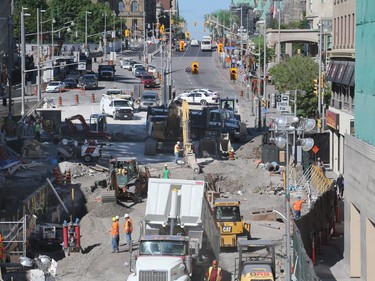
[144,137,157,155]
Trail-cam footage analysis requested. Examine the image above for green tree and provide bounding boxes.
[251,36,275,66]
[269,55,319,118]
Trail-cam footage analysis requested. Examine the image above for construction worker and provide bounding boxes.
[106,216,120,253]
[124,213,133,251]
[205,260,222,281]
[292,196,305,220]
[0,233,5,262]
[34,120,41,141]
[174,141,182,163]
[163,164,171,178]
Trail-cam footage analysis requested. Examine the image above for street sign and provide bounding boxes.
[312,145,320,154]
[276,93,290,112]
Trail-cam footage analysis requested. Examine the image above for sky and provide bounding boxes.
[178,0,232,39]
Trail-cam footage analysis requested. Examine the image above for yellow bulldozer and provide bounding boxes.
[207,194,251,248]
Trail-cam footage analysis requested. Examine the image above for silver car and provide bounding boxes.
[45,81,66,93]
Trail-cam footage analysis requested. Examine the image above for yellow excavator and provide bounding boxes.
[181,100,200,174]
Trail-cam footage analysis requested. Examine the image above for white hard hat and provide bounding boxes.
[124,214,129,218]
[115,215,120,220]
[177,141,180,144]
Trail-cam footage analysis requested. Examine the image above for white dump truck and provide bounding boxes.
[127,178,220,281]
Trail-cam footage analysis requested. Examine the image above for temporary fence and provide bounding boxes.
[292,169,337,281]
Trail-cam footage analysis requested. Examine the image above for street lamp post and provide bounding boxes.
[270,116,316,281]
[21,7,30,115]
[103,12,107,60]
[236,7,243,61]
[85,11,92,48]
[40,9,46,62]
[276,0,282,63]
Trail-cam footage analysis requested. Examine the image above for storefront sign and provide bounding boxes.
[326,110,339,130]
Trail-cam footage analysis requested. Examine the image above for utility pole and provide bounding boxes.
[36,8,41,103]
[318,21,323,133]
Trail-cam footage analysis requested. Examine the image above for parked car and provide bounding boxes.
[191,39,199,46]
[140,74,156,88]
[138,91,161,111]
[63,78,77,89]
[134,66,147,78]
[79,74,98,89]
[45,81,66,93]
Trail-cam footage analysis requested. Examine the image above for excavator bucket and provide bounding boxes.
[219,133,232,157]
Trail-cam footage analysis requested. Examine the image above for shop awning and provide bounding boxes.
[333,62,347,84]
[341,61,355,86]
[327,61,339,82]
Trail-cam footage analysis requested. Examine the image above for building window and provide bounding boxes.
[131,1,138,12]
[118,1,124,12]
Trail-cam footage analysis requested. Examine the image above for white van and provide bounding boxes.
[100,96,134,120]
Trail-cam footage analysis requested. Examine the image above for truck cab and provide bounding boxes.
[98,64,115,80]
[128,235,192,281]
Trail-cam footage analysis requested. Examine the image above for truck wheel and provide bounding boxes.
[58,153,68,162]
[83,154,93,163]
[144,137,157,155]
[113,113,117,120]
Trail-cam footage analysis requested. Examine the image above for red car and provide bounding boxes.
[140,74,156,88]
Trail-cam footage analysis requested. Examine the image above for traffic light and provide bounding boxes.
[186,31,190,39]
[124,29,130,37]
[262,98,267,108]
[320,72,325,88]
[171,19,174,25]
[317,118,322,129]
[194,21,196,26]
[218,43,223,53]
[313,79,318,95]
[192,62,199,74]
[179,41,185,52]
[160,24,165,33]
[230,68,238,81]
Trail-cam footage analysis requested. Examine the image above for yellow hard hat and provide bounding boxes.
[112,217,116,221]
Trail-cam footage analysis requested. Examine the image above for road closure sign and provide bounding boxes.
[276,94,291,113]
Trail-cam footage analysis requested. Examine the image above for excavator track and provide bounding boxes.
[144,137,158,155]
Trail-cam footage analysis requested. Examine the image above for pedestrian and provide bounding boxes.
[174,141,182,163]
[106,216,120,253]
[292,196,305,220]
[317,157,326,175]
[34,120,41,141]
[205,260,222,281]
[336,173,344,199]
[163,164,171,179]
[124,213,133,251]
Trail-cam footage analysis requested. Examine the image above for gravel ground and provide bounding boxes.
[53,135,289,281]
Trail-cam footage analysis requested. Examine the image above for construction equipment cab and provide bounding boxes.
[237,240,276,281]
[211,197,251,248]
[63,114,111,140]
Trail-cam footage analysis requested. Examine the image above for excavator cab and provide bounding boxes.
[89,114,107,133]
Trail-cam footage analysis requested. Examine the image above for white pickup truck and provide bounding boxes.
[100,95,134,120]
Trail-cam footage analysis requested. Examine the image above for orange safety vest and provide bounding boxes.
[293,200,303,211]
[111,221,119,237]
[208,266,222,281]
[0,234,4,262]
[124,218,133,234]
